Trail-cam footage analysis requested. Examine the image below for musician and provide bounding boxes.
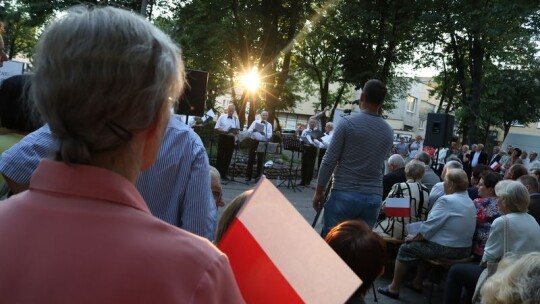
[314,122,334,170]
[299,118,321,186]
[245,111,273,182]
[214,104,240,180]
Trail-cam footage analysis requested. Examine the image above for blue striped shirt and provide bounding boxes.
[0,115,217,240]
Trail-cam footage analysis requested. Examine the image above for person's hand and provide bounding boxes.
[312,190,325,212]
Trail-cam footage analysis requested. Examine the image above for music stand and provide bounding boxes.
[278,136,304,192]
[226,137,249,185]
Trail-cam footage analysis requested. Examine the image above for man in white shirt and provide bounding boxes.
[299,118,321,186]
[214,104,240,180]
[529,151,540,171]
[314,122,334,170]
[245,111,273,182]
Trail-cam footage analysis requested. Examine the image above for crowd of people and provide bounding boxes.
[1,6,540,304]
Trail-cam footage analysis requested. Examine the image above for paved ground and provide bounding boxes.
[221,178,446,304]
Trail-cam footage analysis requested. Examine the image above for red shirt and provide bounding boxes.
[0,160,244,304]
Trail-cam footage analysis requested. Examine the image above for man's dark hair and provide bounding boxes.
[362,79,387,105]
[509,164,529,180]
[416,151,431,166]
[518,175,539,193]
[0,74,39,132]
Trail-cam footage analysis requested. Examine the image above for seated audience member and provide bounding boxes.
[379,169,476,299]
[468,165,490,200]
[383,154,406,198]
[505,163,529,180]
[210,166,225,208]
[428,160,463,210]
[472,172,502,259]
[0,7,243,303]
[415,151,441,192]
[444,180,540,304]
[215,190,253,244]
[379,160,429,239]
[480,252,540,304]
[326,220,387,304]
[518,175,540,225]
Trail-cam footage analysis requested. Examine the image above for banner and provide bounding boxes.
[218,178,361,304]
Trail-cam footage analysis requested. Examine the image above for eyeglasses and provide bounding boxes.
[212,191,223,201]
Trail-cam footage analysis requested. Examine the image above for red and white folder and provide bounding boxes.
[218,178,361,304]
[490,161,501,171]
[385,197,410,217]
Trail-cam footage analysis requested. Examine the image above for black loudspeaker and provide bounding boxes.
[176,69,208,117]
[424,113,455,147]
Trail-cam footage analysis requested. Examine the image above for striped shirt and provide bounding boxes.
[317,111,393,194]
[0,115,217,240]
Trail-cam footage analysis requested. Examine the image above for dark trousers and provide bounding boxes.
[443,263,483,304]
[301,145,317,185]
[216,134,235,178]
[246,139,265,179]
[317,148,326,171]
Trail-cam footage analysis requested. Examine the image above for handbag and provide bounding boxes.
[471,215,509,304]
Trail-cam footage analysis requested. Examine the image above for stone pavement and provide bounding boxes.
[221,178,445,304]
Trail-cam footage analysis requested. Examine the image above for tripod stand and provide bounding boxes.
[278,136,304,192]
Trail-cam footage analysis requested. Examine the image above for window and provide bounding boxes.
[406,96,417,113]
[419,120,426,130]
[511,120,525,128]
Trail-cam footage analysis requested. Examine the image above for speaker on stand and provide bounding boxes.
[424,113,455,173]
[176,69,209,119]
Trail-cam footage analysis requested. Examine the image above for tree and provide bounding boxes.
[417,0,540,144]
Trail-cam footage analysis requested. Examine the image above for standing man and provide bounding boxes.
[313,79,393,236]
[408,135,423,160]
[214,104,240,180]
[395,137,409,158]
[0,21,8,67]
[470,143,488,169]
[529,151,540,170]
[245,111,272,182]
[299,118,321,186]
[314,121,334,169]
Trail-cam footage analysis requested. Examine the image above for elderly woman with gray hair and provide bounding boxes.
[443,180,540,304]
[379,169,476,299]
[0,6,243,303]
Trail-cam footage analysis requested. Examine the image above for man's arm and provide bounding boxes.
[181,142,217,240]
[0,125,56,193]
[312,120,345,210]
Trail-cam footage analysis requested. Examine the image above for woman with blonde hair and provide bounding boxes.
[481,252,540,304]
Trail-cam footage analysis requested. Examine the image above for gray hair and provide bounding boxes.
[495,180,530,213]
[405,160,425,181]
[445,160,463,170]
[445,169,469,192]
[415,151,431,166]
[32,6,185,164]
[388,154,405,168]
[209,166,221,182]
[481,252,540,304]
[518,175,539,193]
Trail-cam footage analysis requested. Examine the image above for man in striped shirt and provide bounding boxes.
[0,114,217,240]
[313,79,394,237]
